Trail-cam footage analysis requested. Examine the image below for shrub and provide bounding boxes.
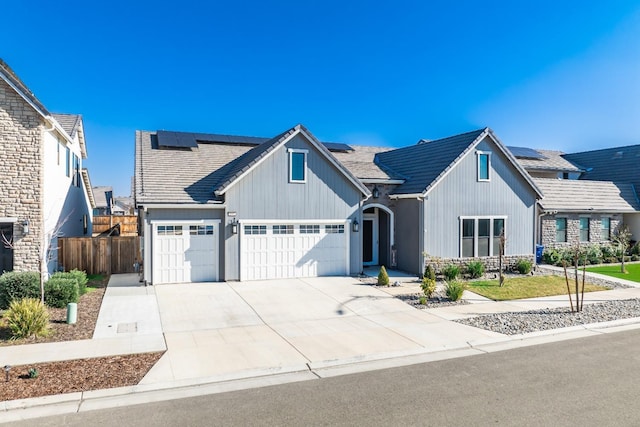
[51,270,88,295]
[419,295,427,305]
[632,242,640,256]
[28,368,39,379]
[632,255,640,262]
[442,264,460,282]
[466,261,484,279]
[423,264,436,281]
[4,298,49,339]
[44,277,79,308]
[0,271,41,309]
[421,277,437,298]
[377,266,390,287]
[515,258,533,275]
[585,245,602,265]
[445,281,466,301]
[542,248,562,266]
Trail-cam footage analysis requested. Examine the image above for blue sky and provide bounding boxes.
[3,1,639,196]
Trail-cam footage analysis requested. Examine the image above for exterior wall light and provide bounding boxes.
[231,219,238,235]
[22,219,29,235]
[372,186,380,199]
[352,220,359,233]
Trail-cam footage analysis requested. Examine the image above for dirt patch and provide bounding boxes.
[0,276,164,402]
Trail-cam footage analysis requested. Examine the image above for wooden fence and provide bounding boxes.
[58,236,141,275]
[92,215,138,236]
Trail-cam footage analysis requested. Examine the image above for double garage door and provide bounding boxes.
[152,222,219,284]
[240,221,349,281]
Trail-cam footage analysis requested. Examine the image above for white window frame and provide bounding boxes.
[459,216,507,257]
[288,148,308,183]
[476,151,491,182]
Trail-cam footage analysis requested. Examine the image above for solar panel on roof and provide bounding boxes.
[157,130,198,148]
[323,142,353,152]
[507,146,547,160]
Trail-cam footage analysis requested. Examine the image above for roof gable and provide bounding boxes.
[214,124,369,196]
[0,59,49,117]
[376,128,542,198]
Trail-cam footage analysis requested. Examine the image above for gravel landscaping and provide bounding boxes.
[456,298,640,335]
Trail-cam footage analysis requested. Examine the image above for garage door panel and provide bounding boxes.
[240,223,347,281]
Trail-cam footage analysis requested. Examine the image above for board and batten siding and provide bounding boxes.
[224,133,363,280]
[142,208,225,283]
[423,137,537,260]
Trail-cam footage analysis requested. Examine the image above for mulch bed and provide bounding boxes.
[0,276,165,402]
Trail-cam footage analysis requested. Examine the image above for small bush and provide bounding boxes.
[631,243,640,256]
[632,255,640,262]
[423,264,436,281]
[51,270,88,295]
[44,277,79,308]
[445,281,466,301]
[585,245,602,265]
[466,261,484,279]
[419,295,427,305]
[0,271,41,309]
[442,264,460,282]
[377,266,390,287]
[515,258,533,275]
[4,298,49,339]
[28,368,39,379]
[542,248,562,266]
[421,277,437,298]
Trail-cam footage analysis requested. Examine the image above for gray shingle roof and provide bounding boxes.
[515,149,582,172]
[52,113,82,138]
[332,145,402,180]
[93,186,113,208]
[375,128,488,195]
[135,125,369,204]
[534,178,640,212]
[563,145,640,198]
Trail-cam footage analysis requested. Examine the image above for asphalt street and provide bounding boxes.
[8,328,640,426]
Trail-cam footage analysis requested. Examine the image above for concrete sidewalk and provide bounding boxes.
[3,270,640,422]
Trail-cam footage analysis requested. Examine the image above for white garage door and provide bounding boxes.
[240,222,349,281]
[152,222,219,284]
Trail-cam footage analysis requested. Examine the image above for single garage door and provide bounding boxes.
[152,222,219,284]
[240,222,349,281]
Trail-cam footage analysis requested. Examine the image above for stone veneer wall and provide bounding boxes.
[540,214,622,249]
[0,79,43,272]
[426,255,535,274]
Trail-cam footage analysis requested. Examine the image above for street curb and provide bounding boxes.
[4,318,640,423]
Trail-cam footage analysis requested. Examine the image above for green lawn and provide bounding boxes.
[466,275,608,301]
[586,263,640,283]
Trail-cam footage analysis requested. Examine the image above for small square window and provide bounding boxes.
[244,225,267,235]
[289,149,307,183]
[477,152,490,181]
[325,224,344,234]
[300,224,320,234]
[273,225,294,234]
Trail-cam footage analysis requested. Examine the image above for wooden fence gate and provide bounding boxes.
[58,236,140,275]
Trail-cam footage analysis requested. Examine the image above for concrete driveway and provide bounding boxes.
[140,277,502,385]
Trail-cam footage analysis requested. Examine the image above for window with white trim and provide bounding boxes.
[244,225,266,235]
[288,148,307,183]
[460,217,505,257]
[477,151,490,181]
[325,224,344,234]
[273,225,294,234]
[300,224,320,234]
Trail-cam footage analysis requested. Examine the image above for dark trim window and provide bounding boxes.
[556,218,567,243]
[477,151,490,181]
[288,149,307,183]
[579,218,590,242]
[601,217,611,241]
[462,219,474,257]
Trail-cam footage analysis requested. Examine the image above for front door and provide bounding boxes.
[363,214,378,266]
[0,223,14,273]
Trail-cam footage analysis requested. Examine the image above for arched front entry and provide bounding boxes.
[362,204,394,267]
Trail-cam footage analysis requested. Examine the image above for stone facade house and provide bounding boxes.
[0,59,94,274]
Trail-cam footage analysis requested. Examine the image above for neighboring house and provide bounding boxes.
[0,59,94,274]
[93,186,115,215]
[563,145,640,241]
[135,125,370,284]
[509,145,640,247]
[135,126,542,283]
